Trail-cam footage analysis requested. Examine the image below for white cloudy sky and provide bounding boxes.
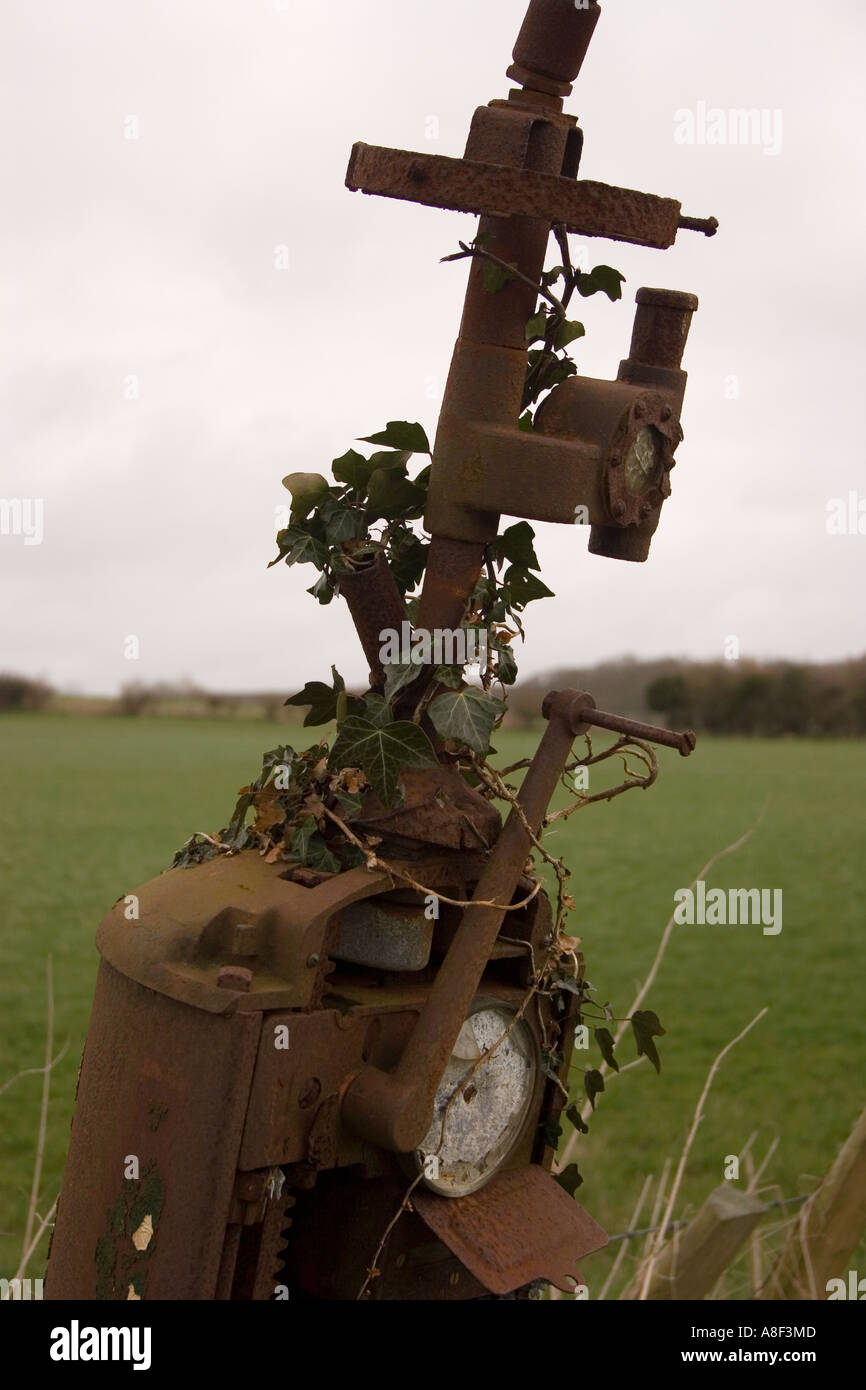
[2,0,864,695]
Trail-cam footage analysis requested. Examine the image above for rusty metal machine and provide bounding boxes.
[46,0,715,1301]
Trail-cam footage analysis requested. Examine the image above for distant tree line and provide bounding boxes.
[509,655,866,737]
[645,659,866,736]
[4,655,866,735]
[0,674,53,711]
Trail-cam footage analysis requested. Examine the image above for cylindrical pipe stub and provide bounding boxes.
[339,554,406,692]
[541,688,595,734]
[628,287,699,372]
[588,520,657,564]
[509,0,602,96]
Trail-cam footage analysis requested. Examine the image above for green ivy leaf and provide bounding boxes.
[428,687,505,755]
[497,521,540,570]
[171,834,221,869]
[335,790,365,817]
[594,1027,620,1072]
[332,448,411,490]
[285,669,359,726]
[285,681,337,725]
[270,527,329,570]
[553,318,586,350]
[282,472,330,518]
[584,1068,605,1110]
[366,469,426,520]
[360,693,394,728]
[388,531,429,594]
[525,308,548,342]
[383,659,425,703]
[541,1050,565,1083]
[251,745,296,792]
[432,664,464,690]
[503,564,554,608]
[575,265,626,302]
[541,265,565,288]
[328,716,438,806]
[290,818,340,873]
[631,1009,666,1074]
[366,449,412,474]
[308,573,335,605]
[566,1102,589,1135]
[320,500,360,546]
[555,1163,583,1196]
[359,421,431,454]
[494,642,518,686]
[483,259,517,294]
[331,449,368,488]
[219,793,255,851]
[524,351,579,405]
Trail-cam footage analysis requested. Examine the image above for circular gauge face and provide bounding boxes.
[623,425,662,497]
[416,1003,538,1198]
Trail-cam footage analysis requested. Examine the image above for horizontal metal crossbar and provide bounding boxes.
[346,142,686,250]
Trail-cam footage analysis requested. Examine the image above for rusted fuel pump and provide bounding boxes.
[46,0,716,1301]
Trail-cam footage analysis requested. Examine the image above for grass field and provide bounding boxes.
[1,713,864,1294]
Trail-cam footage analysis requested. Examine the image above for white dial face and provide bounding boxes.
[417,1003,538,1198]
[623,426,660,496]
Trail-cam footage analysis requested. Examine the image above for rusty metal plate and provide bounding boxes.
[96,854,395,1014]
[413,1164,607,1295]
[346,143,683,249]
[45,960,262,1300]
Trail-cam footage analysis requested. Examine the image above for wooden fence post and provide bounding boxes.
[758,1104,866,1300]
[621,1184,765,1300]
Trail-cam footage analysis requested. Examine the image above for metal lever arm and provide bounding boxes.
[576,699,697,757]
[341,689,592,1154]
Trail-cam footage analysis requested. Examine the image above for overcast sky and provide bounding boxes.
[2,0,864,695]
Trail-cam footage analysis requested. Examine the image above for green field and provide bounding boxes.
[1,714,864,1294]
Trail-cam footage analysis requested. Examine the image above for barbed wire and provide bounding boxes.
[605,1193,809,1245]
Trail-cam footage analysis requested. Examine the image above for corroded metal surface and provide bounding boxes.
[574,700,697,756]
[96,854,396,1014]
[413,1165,608,1295]
[347,143,685,250]
[509,0,601,97]
[45,961,262,1300]
[353,765,501,851]
[338,554,406,692]
[340,691,593,1154]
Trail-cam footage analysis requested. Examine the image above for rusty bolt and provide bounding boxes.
[217,965,252,992]
[306,953,320,968]
[298,1078,322,1109]
[661,404,673,421]
[612,500,627,520]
